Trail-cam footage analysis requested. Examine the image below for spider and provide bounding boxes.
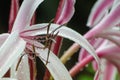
[33,19,64,65]
[16,19,64,70]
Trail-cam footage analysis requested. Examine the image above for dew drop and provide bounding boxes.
[85,64,88,67]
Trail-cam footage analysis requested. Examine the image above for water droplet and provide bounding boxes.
[85,64,88,67]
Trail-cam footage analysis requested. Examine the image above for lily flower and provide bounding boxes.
[0,0,100,80]
[69,0,120,80]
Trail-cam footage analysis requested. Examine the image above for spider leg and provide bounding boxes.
[46,40,52,65]
[31,45,38,78]
[47,19,54,35]
[16,53,26,71]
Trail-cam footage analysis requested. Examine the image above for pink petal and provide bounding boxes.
[30,13,36,25]
[54,0,75,24]
[0,32,26,78]
[0,32,19,57]
[79,38,104,61]
[0,78,17,80]
[53,0,75,57]
[38,48,72,80]
[9,0,19,32]
[97,34,120,46]
[70,44,119,79]
[97,44,120,72]
[17,55,30,80]
[102,62,117,80]
[92,61,98,71]
[87,0,113,27]
[78,48,89,61]
[0,33,9,47]
[12,0,44,32]
[26,41,72,80]
[93,61,117,80]
[99,27,120,37]
[94,69,101,80]
[85,3,120,39]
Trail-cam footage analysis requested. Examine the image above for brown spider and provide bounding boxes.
[16,19,64,70]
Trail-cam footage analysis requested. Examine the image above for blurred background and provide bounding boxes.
[0,0,97,80]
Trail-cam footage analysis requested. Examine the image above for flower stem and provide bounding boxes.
[69,55,94,77]
[69,52,104,77]
[60,43,80,64]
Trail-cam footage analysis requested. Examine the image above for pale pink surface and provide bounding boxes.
[9,0,19,32]
[85,3,120,39]
[87,0,114,27]
[54,0,75,24]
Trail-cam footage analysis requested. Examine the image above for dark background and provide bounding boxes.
[0,0,96,80]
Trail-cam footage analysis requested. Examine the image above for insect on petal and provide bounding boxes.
[21,23,101,72]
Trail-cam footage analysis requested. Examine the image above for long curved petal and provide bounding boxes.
[25,40,72,80]
[0,33,9,47]
[54,0,75,24]
[79,38,104,62]
[53,0,75,55]
[0,32,19,57]
[38,47,72,80]
[85,3,120,39]
[97,44,120,72]
[102,62,117,80]
[12,0,44,32]
[97,35,120,46]
[0,32,26,78]
[17,55,30,80]
[9,0,19,32]
[87,0,113,27]
[0,78,17,80]
[21,23,101,70]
